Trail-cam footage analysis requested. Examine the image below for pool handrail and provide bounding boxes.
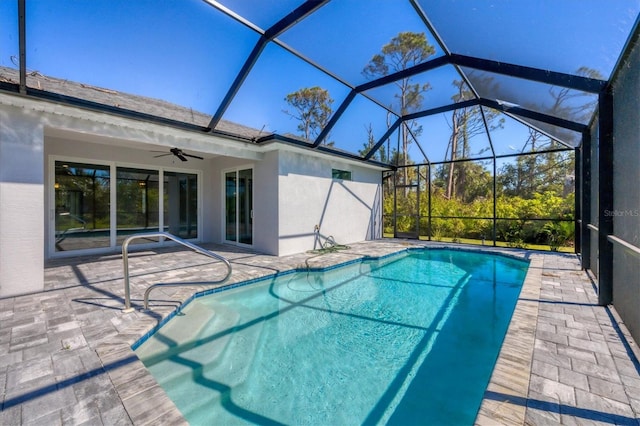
[122,232,232,312]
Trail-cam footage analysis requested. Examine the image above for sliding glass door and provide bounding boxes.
[116,167,160,246]
[164,171,198,239]
[225,168,253,245]
[52,158,200,255]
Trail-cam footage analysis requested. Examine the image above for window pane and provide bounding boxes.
[55,161,110,251]
[225,171,237,242]
[116,167,159,246]
[165,171,198,239]
[332,169,352,180]
[238,169,253,245]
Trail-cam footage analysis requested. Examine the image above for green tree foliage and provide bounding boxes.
[362,32,435,169]
[384,140,576,249]
[498,129,574,199]
[283,86,333,142]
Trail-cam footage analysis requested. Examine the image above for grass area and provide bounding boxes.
[383,234,575,253]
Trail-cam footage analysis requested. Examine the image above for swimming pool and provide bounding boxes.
[134,248,529,425]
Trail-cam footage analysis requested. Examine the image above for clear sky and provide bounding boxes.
[1,0,637,163]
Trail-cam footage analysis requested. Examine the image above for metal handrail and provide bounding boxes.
[607,235,640,258]
[122,232,232,312]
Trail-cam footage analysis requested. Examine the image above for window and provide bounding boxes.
[54,161,110,252]
[332,169,352,180]
[116,167,160,245]
[52,159,200,255]
[164,171,198,239]
[225,168,253,245]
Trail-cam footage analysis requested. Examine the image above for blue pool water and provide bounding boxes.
[135,248,529,425]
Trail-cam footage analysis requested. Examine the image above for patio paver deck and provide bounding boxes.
[1,240,639,425]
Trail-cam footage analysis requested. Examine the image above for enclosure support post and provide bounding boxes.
[427,164,432,241]
[580,130,591,270]
[597,88,614,306]
[393,170,398,238]
[492,158,497,246]
[574,146,581,255]
[18,0,26,94]
[415,165,421,237]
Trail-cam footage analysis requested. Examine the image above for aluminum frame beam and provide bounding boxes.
[207,0,329,130]
[597,87,614,306]
[450,54,606,94]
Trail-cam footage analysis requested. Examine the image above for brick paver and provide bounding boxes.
[0,241,638,425]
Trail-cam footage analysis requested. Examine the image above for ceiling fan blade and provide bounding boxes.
[152,147,199,161]
[183,153,204,160]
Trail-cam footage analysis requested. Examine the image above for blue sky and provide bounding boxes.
[1,0,637,163]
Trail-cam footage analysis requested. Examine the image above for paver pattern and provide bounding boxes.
[1,240,638,425]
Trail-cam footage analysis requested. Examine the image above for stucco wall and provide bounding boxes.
[253,151,279,255]
[611,37,640,343]
[277,150,381,256]
[0,92,264,296]
[0,92,385,296]
[207,155,280,255]
[0,105,45,297]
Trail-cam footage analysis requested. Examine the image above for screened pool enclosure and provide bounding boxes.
[1,1,632,248]
[1,1,639,339]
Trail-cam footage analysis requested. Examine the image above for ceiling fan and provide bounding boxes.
[152,147,203,162]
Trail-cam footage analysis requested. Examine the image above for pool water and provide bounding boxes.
[135,248,528,425]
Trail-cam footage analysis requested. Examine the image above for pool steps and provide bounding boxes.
[137,301,240,384]
[137,299,266,420]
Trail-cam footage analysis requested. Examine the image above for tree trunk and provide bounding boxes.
[446,115,459,199]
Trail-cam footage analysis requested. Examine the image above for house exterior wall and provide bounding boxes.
[254,151,280,255]
[0,92,386,296]
[0,104,45,297]
[207,154,280,255]
[277,150,381,256]
[0,93,264,297]
[611,37,640,343]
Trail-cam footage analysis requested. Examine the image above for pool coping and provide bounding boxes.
[475,252,542,424]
